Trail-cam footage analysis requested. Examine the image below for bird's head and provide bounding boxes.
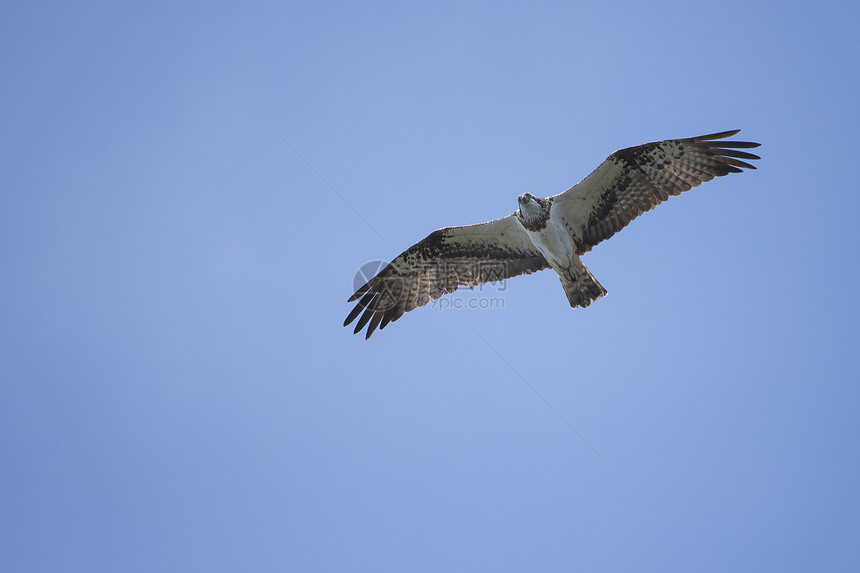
[516,193,549,227]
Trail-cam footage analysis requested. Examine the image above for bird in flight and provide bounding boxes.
[345,130,760,338]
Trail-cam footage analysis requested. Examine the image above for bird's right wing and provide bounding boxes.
[345,214,549,338]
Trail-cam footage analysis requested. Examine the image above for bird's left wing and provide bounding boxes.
[551,130,760,254]
[345,214,549,338]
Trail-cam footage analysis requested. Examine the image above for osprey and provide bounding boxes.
[345,130,760,338]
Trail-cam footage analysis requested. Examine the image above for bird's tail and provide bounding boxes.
[559,261,607,308]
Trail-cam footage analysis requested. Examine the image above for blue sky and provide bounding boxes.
[2,1,859,571]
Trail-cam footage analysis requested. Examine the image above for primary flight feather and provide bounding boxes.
[345,130,760,338]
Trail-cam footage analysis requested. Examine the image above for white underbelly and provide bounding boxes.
[527,218,576,269]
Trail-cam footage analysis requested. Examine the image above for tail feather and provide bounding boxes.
[559,262,607,308]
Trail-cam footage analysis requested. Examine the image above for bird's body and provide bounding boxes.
[345,130,760,338]
[516,194,607,307]
[518,197,566,266]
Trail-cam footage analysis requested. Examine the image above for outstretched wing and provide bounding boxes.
[552,130,760,254]
[345,215,549,339]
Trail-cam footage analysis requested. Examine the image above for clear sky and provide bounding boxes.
[2,1,859,571]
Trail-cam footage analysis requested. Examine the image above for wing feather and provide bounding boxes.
[344,214,550,338]
[552,130,760,253]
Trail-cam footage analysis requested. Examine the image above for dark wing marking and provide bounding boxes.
[345,215,549,338]
[552,130,760,254]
